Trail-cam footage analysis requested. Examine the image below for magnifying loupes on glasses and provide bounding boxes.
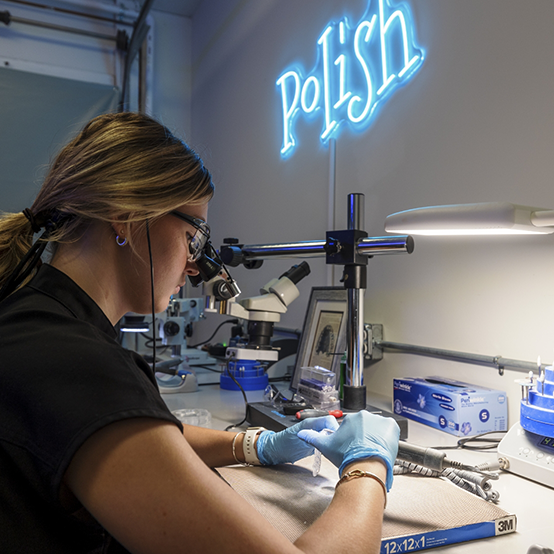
[170,210,240,300]
[189,242,241,300]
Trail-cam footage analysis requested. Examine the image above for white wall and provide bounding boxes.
[190,0,554,425]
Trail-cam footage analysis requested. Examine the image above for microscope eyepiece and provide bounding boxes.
[196,252,222,283]
[279,261,311,284]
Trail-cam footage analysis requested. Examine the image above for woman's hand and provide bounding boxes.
[256,415,340,465]
[297,411,400,490]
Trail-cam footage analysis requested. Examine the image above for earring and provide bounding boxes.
[116,235,127,247]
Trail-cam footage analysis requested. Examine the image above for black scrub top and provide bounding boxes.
[0,264,182,553]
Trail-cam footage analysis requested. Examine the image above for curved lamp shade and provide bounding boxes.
[385,202,554,236]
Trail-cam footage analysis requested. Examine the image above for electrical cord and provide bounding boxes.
[188,318,239,349]
[143,332,169,354]
[195,364,223,374]
[456,430,507,451]
[223,351,250,431]
[142,327,161,344]
[394,459,501,503]
[429,430,507,452]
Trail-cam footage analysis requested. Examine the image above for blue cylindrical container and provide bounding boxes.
[220,359,269,391]
[520,366,554,437]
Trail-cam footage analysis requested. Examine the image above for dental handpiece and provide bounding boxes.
[397,441,472,472]
[396,442,447,471]
[312,435,473,476]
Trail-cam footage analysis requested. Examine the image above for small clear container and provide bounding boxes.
[171,408,212,428]
[299,366,337,391]
[297,366,340,410]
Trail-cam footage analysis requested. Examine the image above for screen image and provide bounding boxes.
[308,310,344,370]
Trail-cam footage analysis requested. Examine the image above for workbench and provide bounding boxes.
[162,376,554,553]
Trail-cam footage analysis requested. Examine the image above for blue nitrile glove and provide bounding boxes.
[256,415,340,465]
[297,411,400,491]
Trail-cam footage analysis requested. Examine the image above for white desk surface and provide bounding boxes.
[162,374,554,553]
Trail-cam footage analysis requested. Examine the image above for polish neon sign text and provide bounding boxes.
[277,0,424,158]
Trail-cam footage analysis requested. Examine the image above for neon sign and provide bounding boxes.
[276,0,424,158]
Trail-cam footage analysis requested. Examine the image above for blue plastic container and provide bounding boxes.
[520,366,554,437]
[220,359,269,391]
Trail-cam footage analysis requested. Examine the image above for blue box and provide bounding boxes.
[393,376,508,436]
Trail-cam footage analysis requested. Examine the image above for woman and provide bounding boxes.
[0,112,399,553]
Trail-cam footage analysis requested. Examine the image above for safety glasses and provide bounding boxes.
[170,210,211,262]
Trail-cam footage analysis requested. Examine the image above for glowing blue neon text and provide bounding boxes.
[276,0,424,157]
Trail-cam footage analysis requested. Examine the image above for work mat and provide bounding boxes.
[216,457,516,552]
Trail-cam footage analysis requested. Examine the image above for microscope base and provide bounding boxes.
[156,371,199,393]
[180,348,218,366]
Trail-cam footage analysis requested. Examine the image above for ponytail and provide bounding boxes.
[0,212,44,298]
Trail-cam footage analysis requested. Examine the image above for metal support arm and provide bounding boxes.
[220,193,414,410]
[222,236,413,262]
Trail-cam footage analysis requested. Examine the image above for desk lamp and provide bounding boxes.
[385,202,554,236]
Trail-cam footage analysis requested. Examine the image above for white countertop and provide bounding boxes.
[162,372,554,553]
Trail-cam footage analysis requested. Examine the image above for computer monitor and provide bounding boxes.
[289,286,348,394]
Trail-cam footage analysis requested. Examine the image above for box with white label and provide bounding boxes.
[393,376,507,436]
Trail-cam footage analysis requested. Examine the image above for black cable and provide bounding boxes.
[141,322,161,343]
[188,319,239,348]
[430,430,507,452]
[195,364,223,374]
[457,431,507,451]
[145,220,156,374]
[223,352,249,431]
[143,333,168,354]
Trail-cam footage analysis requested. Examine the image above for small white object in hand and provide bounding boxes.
[312,428,335,477]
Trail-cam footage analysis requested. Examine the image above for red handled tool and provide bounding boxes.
[296,409,343,420]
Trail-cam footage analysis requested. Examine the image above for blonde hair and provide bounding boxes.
[0,112,214,294]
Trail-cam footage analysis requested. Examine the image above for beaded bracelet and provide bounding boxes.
[335,469,387,509]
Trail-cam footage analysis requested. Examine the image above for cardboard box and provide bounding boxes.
[393,376,508,436]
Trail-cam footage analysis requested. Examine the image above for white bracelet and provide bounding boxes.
[232,432,252,466]
[243,427,265,466]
